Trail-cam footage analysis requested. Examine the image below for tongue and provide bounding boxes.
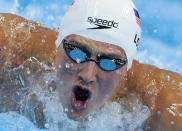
[71,93,89,111]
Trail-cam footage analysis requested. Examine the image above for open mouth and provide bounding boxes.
[71,86,92,112]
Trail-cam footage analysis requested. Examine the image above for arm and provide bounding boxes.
[127,60,182,130]
[0,13,57,128]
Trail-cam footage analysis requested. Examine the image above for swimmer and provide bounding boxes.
[55,0,182,130]
[55,0,139,119]
[0,0,182,130]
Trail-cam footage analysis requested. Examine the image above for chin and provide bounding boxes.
[67,108,90,120]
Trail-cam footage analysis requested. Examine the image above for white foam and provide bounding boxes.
[0,112,44,131]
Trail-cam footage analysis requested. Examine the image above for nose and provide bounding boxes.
[77,62,97,85]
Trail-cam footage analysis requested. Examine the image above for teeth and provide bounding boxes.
[71,93,90,110]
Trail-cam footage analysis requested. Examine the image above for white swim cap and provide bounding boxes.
[56,0,141,70]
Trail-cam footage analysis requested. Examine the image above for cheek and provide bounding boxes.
[56,51,87,90]
[97,69,126,99]
[97,73,120,98]
[101,71,122,86]
[57,51,80,76]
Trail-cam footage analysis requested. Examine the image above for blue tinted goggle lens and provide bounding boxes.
[99,59,117,71]
[69,49,87,63]
[63,40,127,71]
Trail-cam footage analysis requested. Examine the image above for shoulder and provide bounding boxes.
[128,60,182,129]
[0,13,58,71]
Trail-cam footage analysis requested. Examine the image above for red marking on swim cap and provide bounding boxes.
[71,1,75,6]
[134,8,141,28]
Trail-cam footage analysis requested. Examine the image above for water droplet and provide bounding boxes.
[141,106,149,113]
[58,64,62,69]
[16,91,20,96]
[76,59,81,63]
[49,86,54,92]
[153,29,158,33]
[20,65,24,69]
[170,121,175,125]
[87,115,93,121]
[18,74,25,86]
[108,48,113,51]
[179,113,182,117]
[116,70,121,75]
[11,34,14,38]
[65,63,70,68]
[133,106,136,110]
[26,68,31,74]
[123,88,127,91]
[44,123,49,128]
[157,111,161,115]
[45,80,49,84]
[3,45,7,50]
[64,108,68,112]
[42,39,46,43]
[166,75,170,81]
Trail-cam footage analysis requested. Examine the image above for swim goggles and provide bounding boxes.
[63,39,127,71]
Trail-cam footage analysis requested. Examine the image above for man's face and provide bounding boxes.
[56,34,127,120]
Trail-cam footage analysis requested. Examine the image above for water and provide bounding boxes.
[0,112,43,131]
[0,58,150,131]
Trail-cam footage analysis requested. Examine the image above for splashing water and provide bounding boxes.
[37,88,150,131]
[0,112,44,131]
[38,91,150,131]
[0,58,150,131]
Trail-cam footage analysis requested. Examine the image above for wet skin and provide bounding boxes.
[1,14,182,130]
[56,34,128,120]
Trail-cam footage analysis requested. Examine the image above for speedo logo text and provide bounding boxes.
[87,17,119,29]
